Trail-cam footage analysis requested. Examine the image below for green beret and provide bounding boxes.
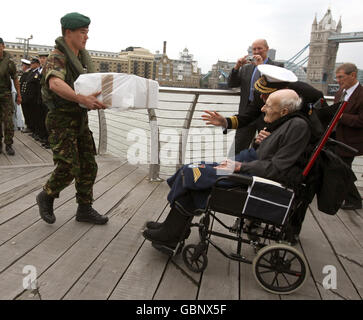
[60,12,91,30]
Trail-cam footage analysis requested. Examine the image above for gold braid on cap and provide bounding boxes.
[254,75,278,94]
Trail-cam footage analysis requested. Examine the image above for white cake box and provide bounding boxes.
[74,73,159,110]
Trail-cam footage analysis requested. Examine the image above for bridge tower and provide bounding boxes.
[307,9,341,94]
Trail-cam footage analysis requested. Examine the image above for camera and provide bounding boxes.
[246,56,255,62]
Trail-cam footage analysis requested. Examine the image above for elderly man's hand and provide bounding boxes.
[77,91,107,110]
[255,128,271,145]
[234,55,249,70]
[202,110,228,128]
[253,54,264,65]
[214,159,242,173]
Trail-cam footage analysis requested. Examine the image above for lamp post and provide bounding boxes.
[16,35,33,59]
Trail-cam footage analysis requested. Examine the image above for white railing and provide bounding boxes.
[89,88,335,181]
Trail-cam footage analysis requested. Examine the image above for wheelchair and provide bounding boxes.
[165,99,355,295]
[179,174,309,295]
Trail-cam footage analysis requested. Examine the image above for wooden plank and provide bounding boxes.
[336,209,363,248]
[106,185,174,300]
[0,166,54,195]
[197,214,240,300]
[0,167,55,210]
[15,132,53,163]
[0,162,134,272]
[0,163,140,300]
[0,152,11,165]
[12,134,44,164]
[0,161,121,233]
[39,180,166,300]
[293,209,360,300]
[309,199,363,298]
[0,167,38,185]
[1,145,27,166]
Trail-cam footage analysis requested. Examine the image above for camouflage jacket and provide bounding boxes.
[0,51,17,96]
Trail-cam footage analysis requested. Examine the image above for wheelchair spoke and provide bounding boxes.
[271,272,280,287]
[259,270,275,275]
[281,272,292,286]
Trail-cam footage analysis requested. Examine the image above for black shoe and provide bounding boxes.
[145,221,163,229]
[36,190,56,224]
[5,145,15,156]
[142,206,191,247]
[341,202,362,210]
[76,204,108,225]
[0,142,2,154]
[22,128,32,133]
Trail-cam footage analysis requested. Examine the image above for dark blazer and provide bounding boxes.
[228,58,283,114]
[334,84,363,157]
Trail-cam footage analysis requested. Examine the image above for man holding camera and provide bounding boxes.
[228,39,282,155]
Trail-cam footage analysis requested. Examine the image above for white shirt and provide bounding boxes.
[343,81,359,101]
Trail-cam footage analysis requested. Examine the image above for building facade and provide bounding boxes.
[3,41,154,79]
[154,41,201,88]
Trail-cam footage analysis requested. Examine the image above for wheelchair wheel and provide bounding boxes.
[252,243,308,295]
[182,244,208,273]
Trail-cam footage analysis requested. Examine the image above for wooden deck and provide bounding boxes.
[0,131,362,300]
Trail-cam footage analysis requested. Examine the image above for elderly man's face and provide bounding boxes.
[252,40,269,60]
[261,94,287,123]
[336,70,357,90]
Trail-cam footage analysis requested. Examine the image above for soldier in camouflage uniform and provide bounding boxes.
[36,13,108,225]
[0,37,22,155]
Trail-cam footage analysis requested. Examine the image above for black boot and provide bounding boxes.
[145,221,163,229]
[36,190,56,224]
[143,206,191,249]
[5,145,15,156]
[76,204,108,225]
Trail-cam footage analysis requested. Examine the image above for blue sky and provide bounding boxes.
[2,0,363,73]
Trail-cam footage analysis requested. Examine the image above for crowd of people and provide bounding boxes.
[0,37,50,156]
[0,15,362,250]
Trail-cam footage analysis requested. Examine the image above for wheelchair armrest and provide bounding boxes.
[215,174,253,187]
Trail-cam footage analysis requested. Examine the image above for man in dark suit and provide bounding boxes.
[334,63,363,210]
[228,39,283,155]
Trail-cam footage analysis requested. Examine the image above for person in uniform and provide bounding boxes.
[0,37,22,155]
[37,51,50,148]
[19,59,31,132]
[26,57,42,141]
[36,12,108,225]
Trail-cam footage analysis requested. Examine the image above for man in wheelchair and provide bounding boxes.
[143,89,312,253]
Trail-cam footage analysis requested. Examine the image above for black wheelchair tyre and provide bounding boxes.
[182,244,208,273]
[252,243,308,294]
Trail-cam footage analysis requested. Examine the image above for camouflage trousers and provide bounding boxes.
[0,93,14,145]
[44,111,98,204]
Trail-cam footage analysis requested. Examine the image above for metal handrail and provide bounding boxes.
[95,86,335,181]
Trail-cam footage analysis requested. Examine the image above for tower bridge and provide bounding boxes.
[306,9,363,95]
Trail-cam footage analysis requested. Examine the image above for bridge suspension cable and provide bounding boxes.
[285,44,310,64]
